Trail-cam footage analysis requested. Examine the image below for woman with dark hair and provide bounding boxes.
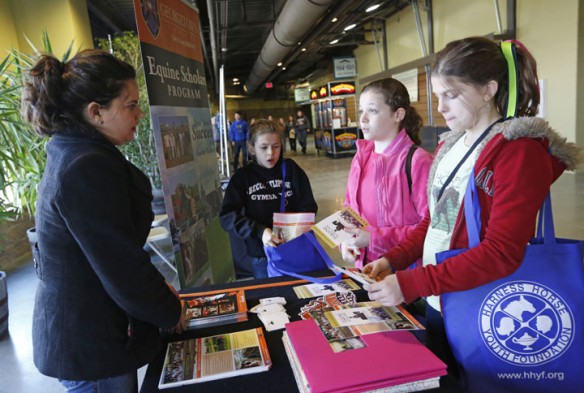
[23,49,184,392]
[341,78,432,268]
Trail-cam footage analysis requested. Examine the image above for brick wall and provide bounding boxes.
[0,217,34,271]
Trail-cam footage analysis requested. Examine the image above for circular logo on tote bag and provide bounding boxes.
[479,281,574,366]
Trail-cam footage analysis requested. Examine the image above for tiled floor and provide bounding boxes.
[1,134,583,393]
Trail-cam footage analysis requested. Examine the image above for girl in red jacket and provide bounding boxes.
[362,37,580,384]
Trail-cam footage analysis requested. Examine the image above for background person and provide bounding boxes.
[295,109,311,154]
[22,49,184,393]
[287,114,297,152]
[220,119,318,278]
[362,37,581,386]
[229,111,249,170]
[277,117,288,154]
[341,78,432,268]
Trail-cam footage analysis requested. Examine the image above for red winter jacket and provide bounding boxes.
[383,117,581,304]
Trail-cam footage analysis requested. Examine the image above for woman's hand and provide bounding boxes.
[340,241,361,263]
[262,228,283,247]
[363,274,405,306]
[166,282,187,334]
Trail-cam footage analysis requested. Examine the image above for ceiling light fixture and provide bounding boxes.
[366,4,381,12]
[344,23,356,31]
[282,67,286,71]
[277,62,282,66]
[330,39,339,45]
[331,17,338,23]
[301,48,306,52]
[233,78,239,82]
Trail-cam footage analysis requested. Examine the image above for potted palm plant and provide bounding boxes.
[0,33,75,250]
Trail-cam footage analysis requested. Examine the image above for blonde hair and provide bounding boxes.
[247,119,283,157]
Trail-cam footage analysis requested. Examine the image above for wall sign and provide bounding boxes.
[333,57,357,79]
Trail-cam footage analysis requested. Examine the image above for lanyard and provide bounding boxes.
[437,119,502,201]
[280,160,287,212]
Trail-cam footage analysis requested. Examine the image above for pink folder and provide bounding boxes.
[285,319,447,393]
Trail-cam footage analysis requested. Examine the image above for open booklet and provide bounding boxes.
[158,327,272,389]
[312,207,369,248]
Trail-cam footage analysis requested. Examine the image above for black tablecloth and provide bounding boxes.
[139,272,452,392]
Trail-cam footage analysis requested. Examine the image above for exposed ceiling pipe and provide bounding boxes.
[87,2,122,33]
[243,0,335,94]
[206,0,219,89]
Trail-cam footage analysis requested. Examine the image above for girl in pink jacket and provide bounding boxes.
[341,78,433,268]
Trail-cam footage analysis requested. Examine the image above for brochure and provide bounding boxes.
[330,265,377,285]
[272,212,315,242]
[293,279,361,299]
[180,289,248,329]
[158,327,272,389]
[312,207,369,248]
[309,301,424,343]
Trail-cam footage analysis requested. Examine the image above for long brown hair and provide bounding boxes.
[361,78,423,145]
[432,36,539,117]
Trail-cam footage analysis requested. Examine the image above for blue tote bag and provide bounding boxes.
[265,230,342,284]
[435,171,584,392]
[264,161,341,284]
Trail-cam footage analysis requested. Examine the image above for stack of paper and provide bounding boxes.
[283,319,446,393]
[181,289,248,330]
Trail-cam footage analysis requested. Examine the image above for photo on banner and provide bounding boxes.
[133,0,234,288]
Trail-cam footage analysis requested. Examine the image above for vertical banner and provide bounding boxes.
[134,0,234,288]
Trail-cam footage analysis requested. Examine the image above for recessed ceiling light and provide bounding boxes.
[344,23,356,31]
[282,67,286,70]
[301,48,306,52]
[330,39,339,45]
[277,62,282,66]
[366,4,381,12]
[331,17,338,23]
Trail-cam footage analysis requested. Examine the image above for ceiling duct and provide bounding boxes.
[243,0,334,94]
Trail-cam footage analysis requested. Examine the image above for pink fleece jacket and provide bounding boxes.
[344,130,433,268]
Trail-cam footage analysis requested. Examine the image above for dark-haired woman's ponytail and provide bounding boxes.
[22,55,66,136]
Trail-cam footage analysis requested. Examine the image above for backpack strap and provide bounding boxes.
[405,144,417,196]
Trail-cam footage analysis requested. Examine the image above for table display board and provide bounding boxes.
[310,81,360,158]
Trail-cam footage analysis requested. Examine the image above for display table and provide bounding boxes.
[139,272,446,393]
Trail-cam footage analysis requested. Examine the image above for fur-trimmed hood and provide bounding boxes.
[428,117,582,193]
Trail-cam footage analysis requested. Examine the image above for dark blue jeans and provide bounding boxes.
[60,371,137,393]
[232,140,247,169]
[250,256,268,279]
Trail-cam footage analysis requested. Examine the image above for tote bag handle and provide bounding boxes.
[464,169,554,247]
[280,160,287,212]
